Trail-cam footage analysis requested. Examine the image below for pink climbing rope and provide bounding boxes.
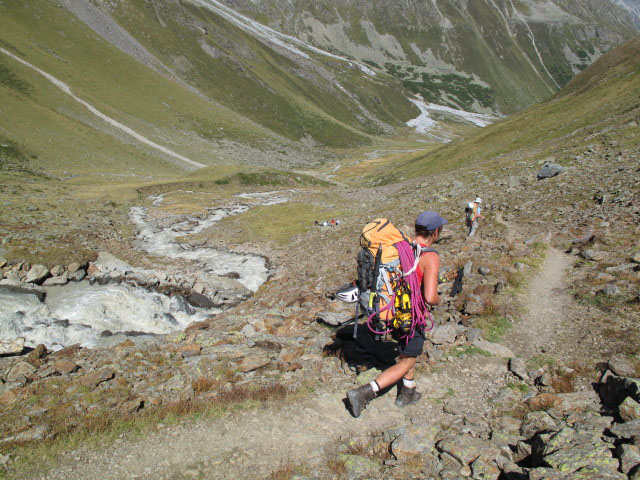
[366,241,435,340]
[396,241,434,338]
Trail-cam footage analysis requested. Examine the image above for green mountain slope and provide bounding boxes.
[382,35,640,181]
[227,0,638,113]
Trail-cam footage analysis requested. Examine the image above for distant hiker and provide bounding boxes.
[466,197,484,236]
[346,211,447,417]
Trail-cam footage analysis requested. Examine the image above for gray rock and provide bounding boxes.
[43,273,69,286]
[620,397,640,421]
[187,292,217,309]
[1,425,49,443]
[238,355,270,373]
[514,262,527,271]
[465,328,484,342]
[537,163,565,180]
[430,324,458,345]
[610,419,640,440]
[478,266,491,275]
[6,361,37,383]
[391,424,439,460]
[50,265,65,277]
[580,249,604,261]
[0,337,25,355]
[606,263,638,273]
[520,411,557,437]
[463,261,473,277]
[316,312,347,327]
[67,262,81,273]
[192,282,205,294]
[68,269,86,282]
[470,456,501,480]
[608,355,637,377]
[241,324,257,338]
[80,368,115,389]
[337,454,382,479]
[617,444,640,474]
[25,264,50,284]
[514,441,532,462]
[464,294,485,315]
[0,258,6,268]
[509,357,528,380]
[597,284,620,296]
[437,435,500,466]
[633,252,640,264]
[473,340,513,358]
[96,275,112,286]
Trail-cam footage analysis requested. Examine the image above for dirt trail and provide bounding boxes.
[504,247,574,360]
[38,356,508,480]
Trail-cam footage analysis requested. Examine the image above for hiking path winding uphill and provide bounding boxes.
[504,247,575,360]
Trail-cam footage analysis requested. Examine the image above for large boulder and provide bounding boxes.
[473,340,514,358]
[24,264,50,284]
[620,397,640,422]
[391,424,439,461]
[537,163,565,180]
[531,426,622,477]
[429,324,458,345]
[608,355,637,377]
[617,444,640,475]
[509,357,528,380]
[610,419,640,440]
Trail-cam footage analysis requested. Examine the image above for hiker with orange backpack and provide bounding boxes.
[346,211,448,417]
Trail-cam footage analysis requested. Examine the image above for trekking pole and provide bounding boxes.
[352,301,359,339]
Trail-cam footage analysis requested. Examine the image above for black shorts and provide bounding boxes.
[396,330,425,358]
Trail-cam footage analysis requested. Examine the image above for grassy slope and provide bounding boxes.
[241,0,637,114]
[83,0,417,148]
[0,1,282,177]
[376,36,640,183]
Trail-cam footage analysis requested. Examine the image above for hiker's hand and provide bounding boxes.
[444,270,458,281]
[438,270,458,283]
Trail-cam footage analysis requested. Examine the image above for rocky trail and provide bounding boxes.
[504,247,574,360]
[38,242,589,480]
[39,352,512,480]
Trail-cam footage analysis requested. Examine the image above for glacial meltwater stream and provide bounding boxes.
[0,191,293,350]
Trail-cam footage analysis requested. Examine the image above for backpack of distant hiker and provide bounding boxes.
[465,203,475,222]
[355,218,435,342]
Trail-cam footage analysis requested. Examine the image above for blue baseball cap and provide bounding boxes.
[416,211,448,231]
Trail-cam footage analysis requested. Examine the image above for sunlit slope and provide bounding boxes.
[382,35,640,183]
[98,0,416,147]
[0,1,289,177]
[224,0,638,114]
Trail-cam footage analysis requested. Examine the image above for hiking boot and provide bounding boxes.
[395,386,422,407]
[346,384,376,418]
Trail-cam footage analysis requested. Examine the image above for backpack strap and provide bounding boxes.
[402,244,439,277]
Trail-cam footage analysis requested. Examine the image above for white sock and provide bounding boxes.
[403,378,416,389]
[369,381,380,393]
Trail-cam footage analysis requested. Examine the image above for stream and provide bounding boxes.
[0,191,293,350]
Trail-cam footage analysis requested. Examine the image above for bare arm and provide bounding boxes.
[419,252,440,306]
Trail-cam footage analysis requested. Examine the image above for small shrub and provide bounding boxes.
[550,373,576,393]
